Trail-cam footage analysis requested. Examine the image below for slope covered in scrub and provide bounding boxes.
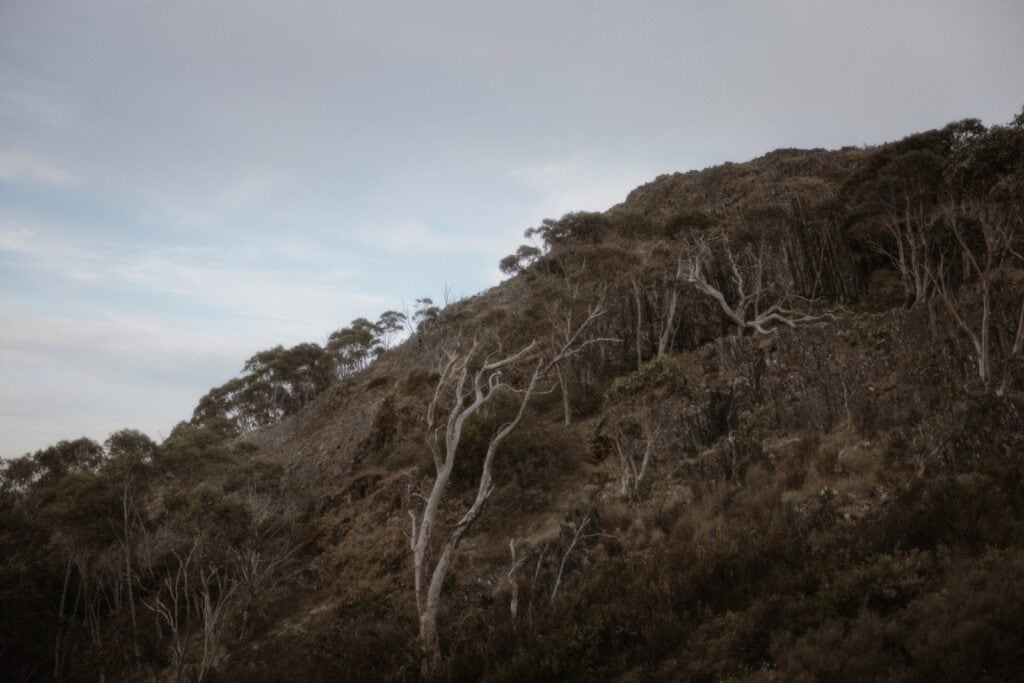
[3,113,1024,681]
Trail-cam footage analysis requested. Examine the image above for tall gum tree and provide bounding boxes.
[408,305,608,677]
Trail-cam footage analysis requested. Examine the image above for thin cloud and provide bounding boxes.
[0,150,81,187]
[0,226,386,326]
[0,314,242,457]
[510,157,654,221]
[0,85,76,128]
[0,313,245,371]
[363,221,511,255]
[0,227,35,253]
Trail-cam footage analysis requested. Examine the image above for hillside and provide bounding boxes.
[3,113,1024,681]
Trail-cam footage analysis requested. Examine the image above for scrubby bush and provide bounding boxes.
[609,356,693,402]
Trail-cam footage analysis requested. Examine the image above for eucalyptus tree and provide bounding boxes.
[933,120,1024,393]
[375,310,407,351]
[33,438,105,488]
[408,303,609,676]
[103,429,157,667]
[408,338,541,677]
[499,244,542,275]
[412,297,441,330]
[852,150,945,306]
[327,318,379,377]
[542,296,618,424]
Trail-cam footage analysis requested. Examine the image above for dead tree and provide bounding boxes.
[107,466,144,667]
[685,234,827,335]
[615,426,656,502]
[53,555,73,678]
[630,275,645,369]
[1002,301,1024,395]
[507,539,527,619]
[147,542,197,683]
[550,507,598,602]
[858,152,943,307]
[197,568,236,683]
[932,208,1024,393]
[52,543,88,679]
[657,255,686,357]
[527,544,548,626]
[146,540,236,683]
[229,489,298,640]
[869,196,934,307]
[629,248,684,363]
[544,296,619,424]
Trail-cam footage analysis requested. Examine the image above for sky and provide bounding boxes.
[1,1,1022,458]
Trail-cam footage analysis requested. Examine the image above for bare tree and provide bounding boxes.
[147,542,197,683]
[630,275,646,369]
[931,207,1024,393]
[106,466,145,666]
[230,489,299,640]
[408,307,610,676]
[657,255,686,357]
[527,543,549,626]
[858,151,944,307]
[147,540,236,682]
[53,554,74,678]
[507,538,527,619]
[685,234,827,335]
[544,295,619,425]
[197,567,236,683]
[627,248,684,363]
[409,338,541,677]
[615,425,656,503]
[52,542,90,679]
[550,508,594,602]
[1002,301,1024,395]
[103,429,156,669]
[869,199,933,307]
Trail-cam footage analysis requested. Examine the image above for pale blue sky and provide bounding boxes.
[2,0,1022,457]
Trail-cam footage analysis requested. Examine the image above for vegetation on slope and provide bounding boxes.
[3,111,1024,681]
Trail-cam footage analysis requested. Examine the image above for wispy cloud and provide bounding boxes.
[510,157,652,221]
[143,169,286,233]
[0,226,387,327]
[0,85,76,128]
[112,249,382,326]
[0,227,34,253]
[363,221,510,255]
[0,313,247,457]
[0,313,244,376]
[0,150,81,187]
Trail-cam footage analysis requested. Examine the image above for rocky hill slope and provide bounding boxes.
[3,113,1024,681]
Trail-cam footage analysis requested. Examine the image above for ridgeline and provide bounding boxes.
[4,112,1024,681]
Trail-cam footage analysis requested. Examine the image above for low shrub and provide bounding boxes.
[609,356,693,403]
